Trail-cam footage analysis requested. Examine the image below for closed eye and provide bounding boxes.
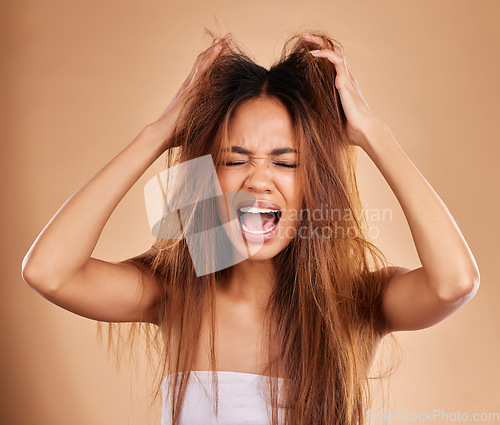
[224,161,246,166]
[273,162,297,168]
[223,161,298,168]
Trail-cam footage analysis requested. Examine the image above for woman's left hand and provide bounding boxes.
[302,33,387,149]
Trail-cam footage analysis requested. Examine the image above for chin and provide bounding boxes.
[245,243,288,262]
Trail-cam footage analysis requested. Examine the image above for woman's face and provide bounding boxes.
[215,96,303,261]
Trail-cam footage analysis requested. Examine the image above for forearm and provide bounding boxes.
[362,124,480,300]
[21,123,171,289]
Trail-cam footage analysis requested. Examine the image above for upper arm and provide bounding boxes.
[380,265,476,335]
[24,257,164,325]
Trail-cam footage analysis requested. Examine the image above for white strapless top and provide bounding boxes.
[160,371,286,425]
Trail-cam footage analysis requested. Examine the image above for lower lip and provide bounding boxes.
[237,215,281,244]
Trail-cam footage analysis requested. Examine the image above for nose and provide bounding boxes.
[243,159,274,194]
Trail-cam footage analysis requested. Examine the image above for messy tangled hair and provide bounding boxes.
[97,28,402,425]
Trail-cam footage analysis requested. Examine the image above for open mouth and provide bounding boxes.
[236,201,282,235]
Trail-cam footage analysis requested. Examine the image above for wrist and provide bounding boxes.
[144,116,177,151]
[359,120,394,153]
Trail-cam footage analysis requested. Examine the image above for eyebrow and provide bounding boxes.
[221,146,298,155]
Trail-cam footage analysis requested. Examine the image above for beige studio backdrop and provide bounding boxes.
[2,0,499,424]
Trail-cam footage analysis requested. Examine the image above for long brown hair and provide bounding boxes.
[97,28,402,425]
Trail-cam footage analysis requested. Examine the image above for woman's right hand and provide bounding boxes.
[148,32,233,147]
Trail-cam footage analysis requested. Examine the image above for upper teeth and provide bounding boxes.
[239,207,280,214]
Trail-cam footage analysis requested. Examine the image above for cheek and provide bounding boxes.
[216,170,231,191]
[215,171,231,222]
[281,174,301,203]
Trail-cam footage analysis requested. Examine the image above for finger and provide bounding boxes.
[302,33,345,60]
[336,46,355,85]
[208,33,233,57]
[183,34,233,91]
[337,52,361,93]
[303,35,343,60]
[344,58,360,91]
[198,33,233,70]
[309,48,352,88]
[301,33,336,51]
[194,33,232,68]
[302,33,324,46]
[302,34,349,78]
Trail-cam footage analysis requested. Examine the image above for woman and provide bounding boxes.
[21,29,480,425]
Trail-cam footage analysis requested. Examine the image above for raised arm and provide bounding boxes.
[21,33,234,325]
[302,32,480,334]
[21,123,170,324]
[363,125,480,333]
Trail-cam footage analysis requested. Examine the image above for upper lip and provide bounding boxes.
[236,200,282,212]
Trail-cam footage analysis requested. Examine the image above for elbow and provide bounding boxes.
[21,255,36,286]
[21,261,43,289]
[461,264,481,299]
[21,257,60,294]
[21,251,41,288]
[435,269,480,303]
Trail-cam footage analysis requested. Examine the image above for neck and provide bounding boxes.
[218,258,275,311]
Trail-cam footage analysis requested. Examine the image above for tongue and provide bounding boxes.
[241,212,276,232]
